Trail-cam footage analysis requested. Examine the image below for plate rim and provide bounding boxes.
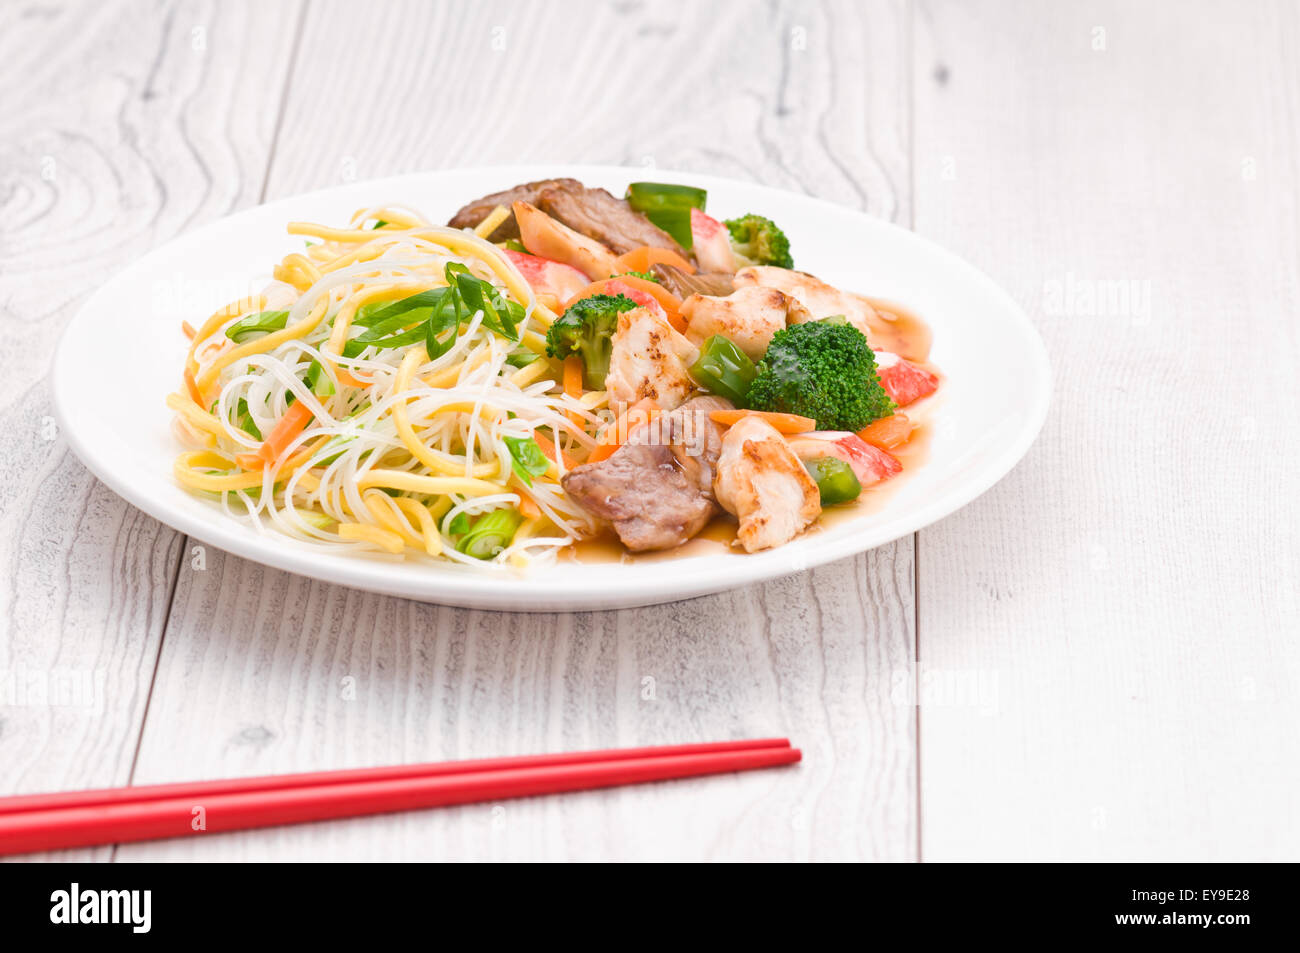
[51,164,1052,611]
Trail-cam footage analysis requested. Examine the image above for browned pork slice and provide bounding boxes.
[536,185,685,256]
[512,201,621,282]
[713,416,822,553]
[446,178,583,239]
[625,395,732,494]
[562,445,713,552]
[448,179,686,257]
[562,396,731,552]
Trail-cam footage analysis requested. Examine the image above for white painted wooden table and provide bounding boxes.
[3,0,1296,862]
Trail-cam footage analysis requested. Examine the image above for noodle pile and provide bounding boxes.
[169,205,607,570]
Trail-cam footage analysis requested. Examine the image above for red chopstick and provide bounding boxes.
[0,737,789,815]
[0,739,799,856]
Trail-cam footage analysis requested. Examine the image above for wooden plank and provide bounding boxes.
[913,0,1300,859]
[122,0,918,861]
[0,0,303,860]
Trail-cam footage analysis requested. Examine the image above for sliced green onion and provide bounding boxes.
[456,508,523,559]
[305,359,334,398]
[225,310,289,343]
[297,510,336,530]
[234,398,262,439]
[353,290,448,343]
[445,262,519,341]
[505,347,539,368]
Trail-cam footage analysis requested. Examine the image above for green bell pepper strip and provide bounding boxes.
[625,182,708,212]
[803,457,862,506]
[625,183,708,250]
[688,334,758,405]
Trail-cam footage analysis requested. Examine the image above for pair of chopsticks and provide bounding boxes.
[0,738,799,855]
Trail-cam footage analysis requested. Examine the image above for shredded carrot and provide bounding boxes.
[614,246,696,275]
[562,355,585,426]
[241,401,315,469]
[563,276,687,333]
[708,409,816,434]
[562,355,583,397]
[518,496,541,520]
[586,443,621,464]
[181,320,197,340]
[184,368,204,406]
[532,431,576,470]
[587,398,659,462]
[857,413,913,449]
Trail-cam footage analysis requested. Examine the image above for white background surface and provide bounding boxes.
[2,0,1296,861]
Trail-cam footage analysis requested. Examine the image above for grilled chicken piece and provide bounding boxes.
[680,286,812,362]
[537,185,685,257]
[714,416,822,553]
[447,178,582,240]
[734,266,886,344]
[512,201,620,281]
[561,396,732,552]
[605,307,699,412]
[651,264,736,299]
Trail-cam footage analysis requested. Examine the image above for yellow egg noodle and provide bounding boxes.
[169,205,598,571]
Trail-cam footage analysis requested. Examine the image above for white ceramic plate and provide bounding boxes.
[52,165,1049,611]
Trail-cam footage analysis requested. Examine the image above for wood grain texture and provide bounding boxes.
[117,0,919,861]
[913,0,1300,860]
[0,0,302,860]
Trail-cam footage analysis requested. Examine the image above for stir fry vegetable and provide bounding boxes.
[745,321,895,431]
[625,182,708,249]
[689,334,758,404]
[457,508,524,559]
[803,456,863,505]
[725,214,793,269]
[544,293,637,389]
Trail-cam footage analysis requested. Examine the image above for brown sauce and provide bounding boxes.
[864,297,932,363]
[566,421,936,565]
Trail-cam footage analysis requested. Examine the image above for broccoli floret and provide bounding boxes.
[745,321,894,430]
[724,214,793,269]
[544,294,637,389]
